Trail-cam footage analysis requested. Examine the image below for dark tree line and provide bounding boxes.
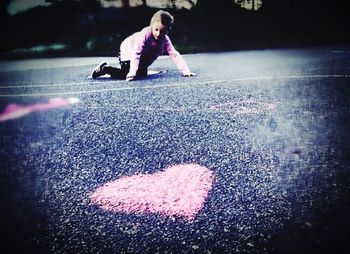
[1,0,348,58]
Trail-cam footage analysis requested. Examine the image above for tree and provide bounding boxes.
[169,0,196,9]
[121,0,130,8]
[196,0,235,9]
[0,0,9,18]
[169,0,176,8]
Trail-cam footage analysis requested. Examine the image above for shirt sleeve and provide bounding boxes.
[127,29,148,77]
[164,36,191,74]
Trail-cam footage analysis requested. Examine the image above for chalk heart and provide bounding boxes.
[90,164,214,221]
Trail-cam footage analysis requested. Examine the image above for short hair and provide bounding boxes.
[150,10,174,27]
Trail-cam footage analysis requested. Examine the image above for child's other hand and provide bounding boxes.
[182,71,197,77]
[126,75,134,81]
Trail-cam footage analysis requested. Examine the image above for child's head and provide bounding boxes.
[150,10,174,40]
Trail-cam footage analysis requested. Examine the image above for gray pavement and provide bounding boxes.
[1,45,350,253]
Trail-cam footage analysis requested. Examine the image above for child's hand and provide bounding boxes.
[182,71,197,77]
[126,75,134,81]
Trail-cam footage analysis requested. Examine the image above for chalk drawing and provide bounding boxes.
[90,163,214,221]
[0,97,79,122]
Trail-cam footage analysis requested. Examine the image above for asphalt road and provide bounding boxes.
[1,45,350,253]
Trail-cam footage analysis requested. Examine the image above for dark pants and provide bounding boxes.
[104,59,148,79]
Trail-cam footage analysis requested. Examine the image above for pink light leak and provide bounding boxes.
[0,97,79,122]
[211,100,277,115]
[90,164,215,221]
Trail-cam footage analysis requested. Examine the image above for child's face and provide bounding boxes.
[151,22,169,41]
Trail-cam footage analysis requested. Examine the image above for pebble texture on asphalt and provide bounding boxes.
[1,46,350,253]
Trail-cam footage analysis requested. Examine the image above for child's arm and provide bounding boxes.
[124,30,148,81]
[164,36,196,77]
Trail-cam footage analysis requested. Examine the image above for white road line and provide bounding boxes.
[0,80,123,89]
[0,74,349,97]
[0,81,90,89]
[0,72,157,89]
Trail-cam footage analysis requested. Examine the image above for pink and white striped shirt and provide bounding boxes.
[120,26,190,77]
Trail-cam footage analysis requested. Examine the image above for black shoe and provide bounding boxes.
[91,62,107,79]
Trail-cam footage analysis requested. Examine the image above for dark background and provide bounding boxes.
[0,0,349,58]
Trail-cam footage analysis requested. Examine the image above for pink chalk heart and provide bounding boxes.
[90,164,214,221]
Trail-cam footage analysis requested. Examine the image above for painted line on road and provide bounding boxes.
[0,80,124,89]
[0,74,349,97]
